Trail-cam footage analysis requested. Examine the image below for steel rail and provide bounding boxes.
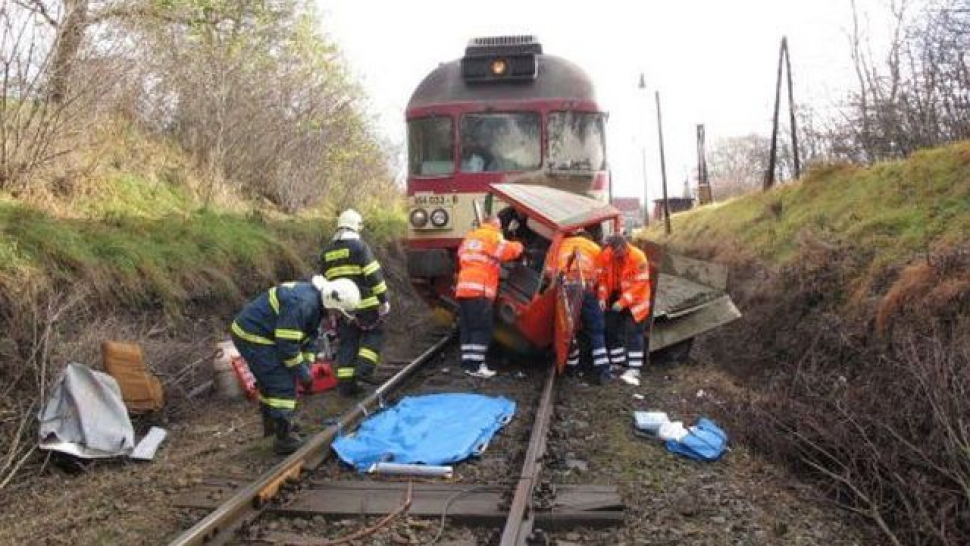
[168,329,455,546]
[499,365,557,546]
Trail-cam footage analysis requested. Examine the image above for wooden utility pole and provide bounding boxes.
[765,36,800,190]
[655,91,671,235]
[785,40,801,178]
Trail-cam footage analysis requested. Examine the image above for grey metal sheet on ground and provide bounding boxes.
[655,274,720,316]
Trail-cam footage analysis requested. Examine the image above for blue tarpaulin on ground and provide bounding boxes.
[332,393,516,472]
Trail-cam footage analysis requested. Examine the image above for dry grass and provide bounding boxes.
[653,142,970,545]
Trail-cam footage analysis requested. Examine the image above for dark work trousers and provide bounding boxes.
[605,309,648,370]
[336,309,384,383]
[232,335,297,422]
[566,290,609,372]
[458,296,494,371]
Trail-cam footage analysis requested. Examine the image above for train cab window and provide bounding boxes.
[460,113,540,172]
[547,112,606,171]
[408,117,454,176]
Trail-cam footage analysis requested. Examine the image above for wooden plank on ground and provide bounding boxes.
[279,482,504,522]
[270,481,624,529]
[553,484,623,511]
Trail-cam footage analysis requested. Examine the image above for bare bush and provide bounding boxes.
[813,0,970,163]
[701,244,970,545]
[0,284,87,491]
[708,132,796,199]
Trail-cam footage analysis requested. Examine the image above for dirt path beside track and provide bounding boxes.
[0,337,874,545]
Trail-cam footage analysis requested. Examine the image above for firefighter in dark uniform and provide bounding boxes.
[320,209,391,397]
[231,276,360,454]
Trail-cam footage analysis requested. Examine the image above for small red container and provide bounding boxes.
[233,357,338,399]
[298,361,338,395]
[231,355,259,401]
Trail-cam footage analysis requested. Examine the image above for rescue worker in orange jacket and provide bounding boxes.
[456,216,524,378]
[597,234,652,386]
[555,230,610,382]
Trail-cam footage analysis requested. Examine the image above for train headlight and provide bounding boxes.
[410,208,429,228]
[430,208,449,227]
[490,59,508,76]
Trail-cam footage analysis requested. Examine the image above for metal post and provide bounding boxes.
[638,73,649,227]
[696,124,712,204]
[641,147,649,226]
[655,91,671,235]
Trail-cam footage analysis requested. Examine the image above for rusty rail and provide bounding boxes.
[168,329,455,546]
[499,365,557,546]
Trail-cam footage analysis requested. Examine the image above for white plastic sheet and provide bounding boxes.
[37,362,135,459]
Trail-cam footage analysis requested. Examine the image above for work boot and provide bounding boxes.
[594,367,612,385]
[261,407,276,438]
[273,419,303,455]
[356,368,380,385]
[619,368,641,387]
[464,363,497,379]
[338,379,363,398]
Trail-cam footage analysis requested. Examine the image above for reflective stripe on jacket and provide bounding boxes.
[455,224,523,300]
[555,236,602,286]
[232,282,322,374]
[320,233,388,310]
[597,243,652,322]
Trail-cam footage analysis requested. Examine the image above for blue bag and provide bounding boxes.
[665,417,728,462]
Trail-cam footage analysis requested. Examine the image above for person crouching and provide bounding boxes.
[230,276,360,454]
[597,235,653,386]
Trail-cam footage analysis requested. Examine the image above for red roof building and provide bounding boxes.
[611,197,644,231]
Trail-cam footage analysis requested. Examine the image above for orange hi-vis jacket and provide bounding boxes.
[455,223,524,300]
[597,243,652,322]
[556,236,602,287]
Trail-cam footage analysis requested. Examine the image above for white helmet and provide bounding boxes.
[311,275,360,313]
[337,209,363,232]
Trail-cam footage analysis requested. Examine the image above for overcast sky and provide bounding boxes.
[316,0,893,204]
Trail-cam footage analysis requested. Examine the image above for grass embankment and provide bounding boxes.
[650,142,969,298]
[644,142,970,546]
[0,125,406,497]
[0,165,405,313]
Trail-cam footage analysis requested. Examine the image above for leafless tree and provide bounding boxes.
[709,133,794,199]
[833,0,970,162]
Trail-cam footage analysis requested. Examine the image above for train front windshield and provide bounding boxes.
[407,111,606,176]
[547,112,606,171]
[460,113,541,173]
[408,116,453,176]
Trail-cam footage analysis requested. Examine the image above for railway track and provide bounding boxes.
[169,328,623,545]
